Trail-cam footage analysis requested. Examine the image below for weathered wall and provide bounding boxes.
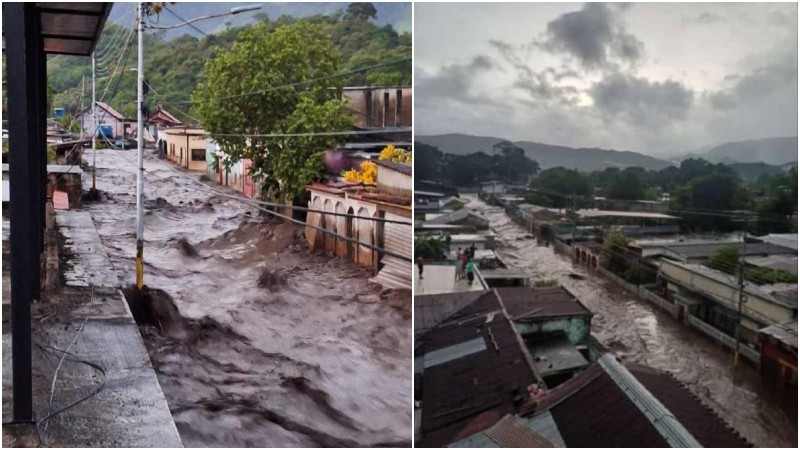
[661,261,795,326]
[376,166,411,197]
[514,316,591,348]
[343,87,411,128]
[306,190,378,268]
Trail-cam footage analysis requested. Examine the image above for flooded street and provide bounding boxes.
[466,195,796,448]
[83,149,412,447]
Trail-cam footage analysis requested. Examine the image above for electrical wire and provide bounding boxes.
[158,57,412,105]
[161,6,234,52]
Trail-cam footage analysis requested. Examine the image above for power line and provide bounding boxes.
[161,6,234,52]
[209,128,411,139]
[158,57,411,105]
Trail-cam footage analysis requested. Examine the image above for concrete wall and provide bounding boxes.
[80,108,123,138]
[165,129,207,171]
[306,189,378,269]
[661,261,796,328]
[343,87,411,128]
[376,165,411,197]
[515,316,591,348]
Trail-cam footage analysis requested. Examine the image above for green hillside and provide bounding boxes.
[47,4,411,122]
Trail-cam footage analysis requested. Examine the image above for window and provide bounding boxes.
[191,149,205,161]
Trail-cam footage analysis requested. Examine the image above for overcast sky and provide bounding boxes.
[415,3,798,157]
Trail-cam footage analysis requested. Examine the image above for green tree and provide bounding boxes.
[193,21,353,202]
[345,3,378,21]
[602,232,631,275]
[607,167,647,200]
[708,246,740,274]
[530,167,592,210]
[415,235,444,261]
[415,142,443,181]
[493,140,539,183]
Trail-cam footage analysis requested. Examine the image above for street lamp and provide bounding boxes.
[146,4,262,30]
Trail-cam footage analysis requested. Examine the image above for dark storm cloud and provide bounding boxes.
[536,3,644,70]
[708,52,798,111]
[415,56,494,106]
[489,39,579,104]
[590,73,694,125]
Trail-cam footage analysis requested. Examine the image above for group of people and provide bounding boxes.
[415,240,477,287]
[455,244,477,285]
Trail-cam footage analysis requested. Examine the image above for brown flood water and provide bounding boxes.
[466,195,797,448]
[82,149,412,447]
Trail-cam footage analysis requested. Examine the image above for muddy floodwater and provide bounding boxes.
[466,195,796,448]
[83,149,411,447]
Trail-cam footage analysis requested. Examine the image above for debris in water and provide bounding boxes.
[122,285,183,335]
[177,237,199,257]
[257,268,288,291]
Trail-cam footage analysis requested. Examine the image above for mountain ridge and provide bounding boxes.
[416,133,799,172]
[415,133,675,171]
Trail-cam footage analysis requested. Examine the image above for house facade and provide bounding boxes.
[164,127,207,171]
[343,86,412,128]
[76,101,132,139]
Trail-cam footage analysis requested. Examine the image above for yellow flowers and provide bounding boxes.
[343,160,377,184]
[342,145,411,184]
[379,145,412,164]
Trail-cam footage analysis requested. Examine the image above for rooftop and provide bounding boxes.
[414,264,486,295]
[527,334,589,378]
[416,290,539,447]
[414,290,489,336]
[759,321,798,349]
[745,254,798,275]
[757,233,798,251]
[373,158,412,176]
[497,286,593,321]
[577,209,680,220]
[663,242,795,260]
[662,260,798,308]
[523,355,749,448]
[423,209,490,228]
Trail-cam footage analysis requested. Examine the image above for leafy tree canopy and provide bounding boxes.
[193,21,353,202]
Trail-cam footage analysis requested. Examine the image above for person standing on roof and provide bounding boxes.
[465,258,475,286]
[455,247,463,280]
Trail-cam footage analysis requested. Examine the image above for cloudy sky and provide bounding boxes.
[415,3,798,157]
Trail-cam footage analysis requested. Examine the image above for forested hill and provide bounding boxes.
[106,2,412,37]
[47,3,411,120]
[415,133,674,172]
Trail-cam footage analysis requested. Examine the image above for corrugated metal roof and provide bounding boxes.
[418,290,539,447]
[758,233,798,251]
[497,287,593,321]
[424,337,487,369]
[577,209,679,220]
[759,321,798,349]
[598,355,701,448]
[484,415,556,447]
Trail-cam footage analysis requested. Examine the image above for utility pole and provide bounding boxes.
[135,2,145,289]
[733,221,747,368]
[91,51,97,191]
[571,191,577,244]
